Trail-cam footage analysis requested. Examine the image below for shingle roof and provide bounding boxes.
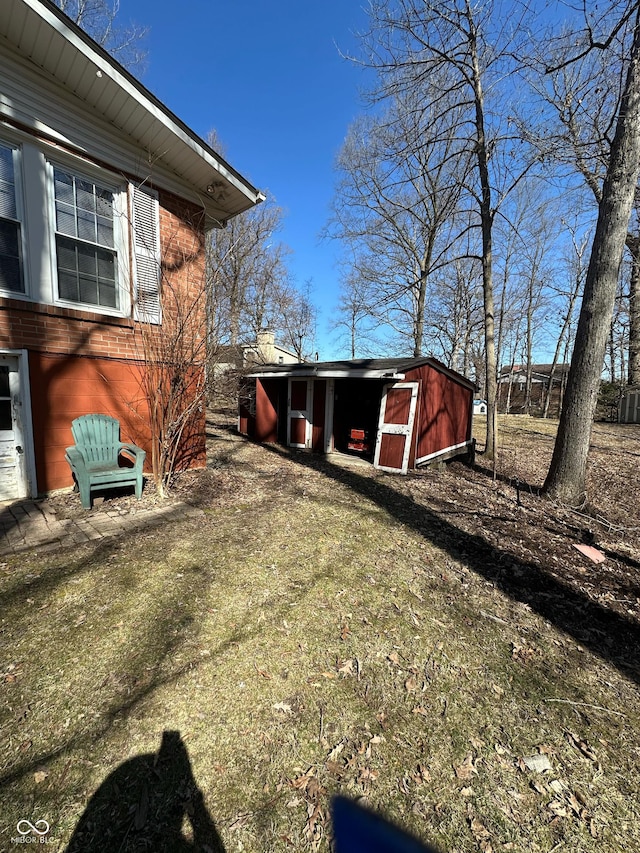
[247,356,476,388]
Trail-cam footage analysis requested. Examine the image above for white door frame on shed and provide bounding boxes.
[373,381,419,474]
[287,377,313,449]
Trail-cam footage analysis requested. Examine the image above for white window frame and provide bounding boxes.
[47,158,130,317]
[0,140,27,298]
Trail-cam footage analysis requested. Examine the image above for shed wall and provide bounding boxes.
[255,378,279,443]
[620,391,640,423]
[406,364,472,461]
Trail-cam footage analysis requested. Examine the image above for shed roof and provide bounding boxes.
[2,0,264,225]
[247,356,476,389]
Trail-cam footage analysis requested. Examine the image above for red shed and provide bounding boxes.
[239,357,475,474]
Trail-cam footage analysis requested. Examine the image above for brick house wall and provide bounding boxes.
[0,188,208,493]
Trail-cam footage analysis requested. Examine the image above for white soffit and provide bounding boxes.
[1,0,264,221]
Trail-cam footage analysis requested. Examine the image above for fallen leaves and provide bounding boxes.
[455,753,479,781]
[287,768,325,850]
[566,731,598,762]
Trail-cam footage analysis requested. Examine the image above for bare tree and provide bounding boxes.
[134,207,207,497]
[207,192,318,384]
[207,197,291,347]
[352,0,536,460]
[426,255,484,375]
[542,222,589,419]
[278,280,318,362]
[53,0,148,70]
[326,82,469,358]
[544,2,640,503]
[525,12,640,386]
[329,274,383,358]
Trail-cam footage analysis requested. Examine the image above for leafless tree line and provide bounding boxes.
[326,0,640,503]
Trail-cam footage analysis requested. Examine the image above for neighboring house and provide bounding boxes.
[497,363,569,415]
[0,0,263,501]
[243,330,300,366]
[215,329,300,375]
[239,357,475,474]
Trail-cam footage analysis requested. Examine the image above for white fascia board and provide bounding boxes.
[19,0,263,207]
[247,369,407,380]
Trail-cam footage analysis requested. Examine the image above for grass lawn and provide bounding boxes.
[1,414,639,852]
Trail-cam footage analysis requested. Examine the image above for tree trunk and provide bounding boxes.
[627,233,640,383]
[413,265,428,357]
[469,14,498,460]
[544,11,640,503]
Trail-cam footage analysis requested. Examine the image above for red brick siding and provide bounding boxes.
[0,189,207,493]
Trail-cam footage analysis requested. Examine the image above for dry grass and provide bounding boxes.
[0,414,639,852]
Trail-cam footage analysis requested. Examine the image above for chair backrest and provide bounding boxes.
[71,414,121,465]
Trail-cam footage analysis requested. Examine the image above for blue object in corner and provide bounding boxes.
[332,796,441,853]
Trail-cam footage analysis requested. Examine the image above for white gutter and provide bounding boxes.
[247,369,407,380]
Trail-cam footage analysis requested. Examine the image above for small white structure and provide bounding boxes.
[473,399,488,415]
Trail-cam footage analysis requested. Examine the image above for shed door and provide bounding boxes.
[288,379,312,448]
[374,382,419,474]
[0,356,27,501]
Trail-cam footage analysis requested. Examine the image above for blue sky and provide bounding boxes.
[128,0,373,358]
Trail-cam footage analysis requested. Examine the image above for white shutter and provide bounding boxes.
[131,184,161,323]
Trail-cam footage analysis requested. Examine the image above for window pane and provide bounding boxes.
[0,366,9,397]
[0,146,16,219]
[0,220,23,292]
[56,235,117,309]
[97,249,115,278]
[98,280,117,308]
[96,188,113,216]
[77,209,96,242]
[0,187,15,220]
[76,180,95,213]
[58,270,78,301]
[55,203,76,238]
[78,275,98,306]
[0,399,11,431]
[97,216,114,248]
[54,169,74,204]
[76,242,96,275]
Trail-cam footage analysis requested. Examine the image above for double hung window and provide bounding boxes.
[0,135,162,320]
[53,167,118,310]
[0,143,23,294]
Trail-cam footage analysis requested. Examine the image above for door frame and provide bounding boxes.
[287,377,313,449]
[0,349,36,500]
[373,381,419,474]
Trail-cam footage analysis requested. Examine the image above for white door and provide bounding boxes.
[373,382,419,474]
[0,355,28,501]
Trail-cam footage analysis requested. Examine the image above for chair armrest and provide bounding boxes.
[65,445,86,471]
[119,442,146,469]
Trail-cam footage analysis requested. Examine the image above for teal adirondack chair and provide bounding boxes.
[65,414,146,509]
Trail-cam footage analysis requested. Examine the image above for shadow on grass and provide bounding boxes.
[65,730,225,852]
[0,512,350,821]
[260,442,640,687]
